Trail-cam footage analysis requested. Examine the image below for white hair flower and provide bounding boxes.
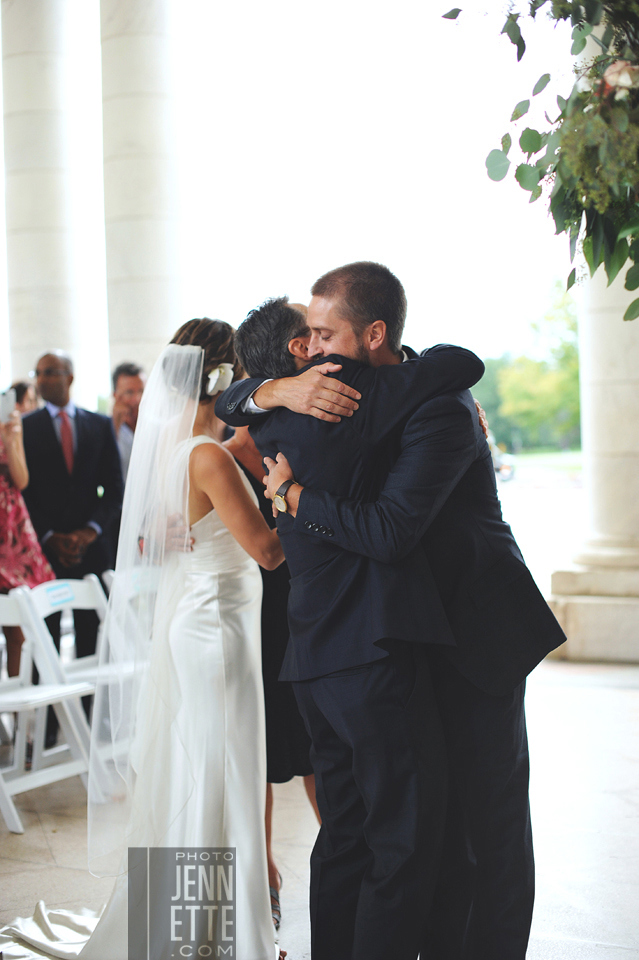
[206,363,235,395]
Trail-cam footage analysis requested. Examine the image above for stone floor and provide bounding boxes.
[0,659,638,959]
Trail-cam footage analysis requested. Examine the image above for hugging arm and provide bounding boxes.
[215,363,361,427]
[290,394,479,563]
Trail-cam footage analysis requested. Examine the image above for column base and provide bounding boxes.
[550,565,639,662]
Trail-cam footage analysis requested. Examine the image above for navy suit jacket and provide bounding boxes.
[216,345,485,681]
[22,407,123,576]
[293,379,566,695]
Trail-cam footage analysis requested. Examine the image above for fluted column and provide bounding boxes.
[551,269,639,660]
[2,0,78,381]
[101,0,179,374]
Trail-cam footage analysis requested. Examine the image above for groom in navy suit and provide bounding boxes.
[218,275,486,960]
[218,263,565,960]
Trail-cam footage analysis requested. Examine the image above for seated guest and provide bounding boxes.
[0,404,54,676]
[111,362,145,484]
[11,381,38,416]
[22,351,123,743]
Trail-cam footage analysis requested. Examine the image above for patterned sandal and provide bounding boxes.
[270,872,283,930]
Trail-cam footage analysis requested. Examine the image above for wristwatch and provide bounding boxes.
[273,479,297,514]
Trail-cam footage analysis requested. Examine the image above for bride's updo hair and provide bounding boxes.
[170,318,243,403]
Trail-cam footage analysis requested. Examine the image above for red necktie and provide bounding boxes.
[58,410,74,474]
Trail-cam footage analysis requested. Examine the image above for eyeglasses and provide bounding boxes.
[30,368,69,378]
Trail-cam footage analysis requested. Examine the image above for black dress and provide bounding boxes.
[236,462,312,783]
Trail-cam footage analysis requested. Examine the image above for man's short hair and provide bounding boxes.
[112,362,144,392]
[311,261,406,353]
[234,297,309,379]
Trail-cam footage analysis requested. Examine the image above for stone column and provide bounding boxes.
[2,0,78,380]
[551,269,639,661]
[101,0,180,375]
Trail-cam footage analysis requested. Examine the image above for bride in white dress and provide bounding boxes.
[1,320,286,960]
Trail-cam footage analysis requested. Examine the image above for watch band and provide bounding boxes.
[275,479,296,499]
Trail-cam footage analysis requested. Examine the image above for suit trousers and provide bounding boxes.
[293,642,447,960]
[420,649,534,960]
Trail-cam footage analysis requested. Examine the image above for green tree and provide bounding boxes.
[497,286,580,450]
[471,357,520,449]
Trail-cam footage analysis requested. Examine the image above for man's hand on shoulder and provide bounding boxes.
[253,363,361,423]
[474,399,489,438]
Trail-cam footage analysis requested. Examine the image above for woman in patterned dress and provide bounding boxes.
[0,407,54,675]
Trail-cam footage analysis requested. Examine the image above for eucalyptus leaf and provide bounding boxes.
[501,132,512,155]
[519,127,543,156]
[515,163,541,191]
[611,107,629,133]
[529,184,543,203]
[606,237,629,286]
[592,214,604,270]
[583,235,596,276]
[617,219,639,240]
[571,36,587,55]
[533,73,551,96]
[567,268,576,290]
[557,95,567,112]
[572,23,593,39]
[583,0,603,25]
[623,297,639,321]
[624,262,639,290]
[511,99,530,121]
[442,7,462,18]
[486,149,511,182]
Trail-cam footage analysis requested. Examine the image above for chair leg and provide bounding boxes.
[0,776,24,833]
[0,713,13,745]
[31,707,47,771]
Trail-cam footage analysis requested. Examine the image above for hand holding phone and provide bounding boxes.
[0,388,16,423]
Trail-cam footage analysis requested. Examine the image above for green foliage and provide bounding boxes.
[486,149,511,181]
[511,99,530,121]
[444,2,639,319]
[533,73,551,95]
[475,285,581,451]
[560,111,639,214]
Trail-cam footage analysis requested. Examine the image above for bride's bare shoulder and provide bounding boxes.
[189,439,238,477]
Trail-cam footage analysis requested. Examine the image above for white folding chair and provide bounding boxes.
[23,575,109,686]
[0,593,94,833]
[101,569,115,594]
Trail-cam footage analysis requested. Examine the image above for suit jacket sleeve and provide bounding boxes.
[88,417,123,533]
[356,345,484,443]
[293,392,479,563]
[215,378,270,427]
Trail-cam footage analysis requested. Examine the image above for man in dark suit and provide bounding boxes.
[217,274,487,960]
[219,263,565,960]
[22,351,123,741]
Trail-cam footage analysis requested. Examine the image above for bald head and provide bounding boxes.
[35,351,74,407]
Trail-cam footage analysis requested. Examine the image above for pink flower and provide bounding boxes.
[603,61,639,89]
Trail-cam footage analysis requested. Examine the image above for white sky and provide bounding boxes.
[0,1,575,402]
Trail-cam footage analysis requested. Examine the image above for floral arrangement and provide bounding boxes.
[445,2,639,319]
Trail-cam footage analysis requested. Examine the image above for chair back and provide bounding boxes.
[26,575,108,622]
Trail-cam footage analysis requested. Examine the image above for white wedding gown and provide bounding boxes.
[0,437,277,960]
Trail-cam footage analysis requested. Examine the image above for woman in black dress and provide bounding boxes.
[224,424,320,928]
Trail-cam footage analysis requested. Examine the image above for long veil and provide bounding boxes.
[87,343,204,877]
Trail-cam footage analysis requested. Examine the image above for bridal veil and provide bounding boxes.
[86,343,204,878]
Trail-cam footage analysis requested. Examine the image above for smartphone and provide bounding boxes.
[0,388,16,423]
